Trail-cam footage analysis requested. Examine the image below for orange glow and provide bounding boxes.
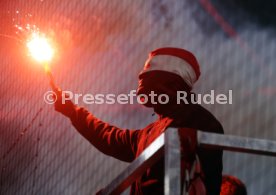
[27,33,54,63]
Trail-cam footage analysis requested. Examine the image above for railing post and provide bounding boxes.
[164,128,181,195]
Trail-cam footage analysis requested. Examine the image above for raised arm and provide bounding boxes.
[53,89,140,162]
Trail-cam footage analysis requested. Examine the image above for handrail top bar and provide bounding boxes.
[197,131,276,156]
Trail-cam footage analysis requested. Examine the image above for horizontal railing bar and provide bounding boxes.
[198,131,276,156]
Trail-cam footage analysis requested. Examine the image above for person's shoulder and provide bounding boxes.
[139,121,156,132]
[191,104,224,134]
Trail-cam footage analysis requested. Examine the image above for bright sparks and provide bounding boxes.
[27,33,54,63]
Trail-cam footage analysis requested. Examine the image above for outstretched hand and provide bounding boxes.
[52,86,76,118]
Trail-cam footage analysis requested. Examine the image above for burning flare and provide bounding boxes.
[26,32,56,90]
[27,33,54,63]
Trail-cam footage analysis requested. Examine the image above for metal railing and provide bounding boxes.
[100,128,276,195]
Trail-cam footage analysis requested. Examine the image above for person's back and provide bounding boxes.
[131,103,223,194]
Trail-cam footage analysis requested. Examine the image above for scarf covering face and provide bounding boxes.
[137,70,192,107]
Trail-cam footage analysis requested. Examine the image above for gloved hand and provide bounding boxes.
[52,87,76,118]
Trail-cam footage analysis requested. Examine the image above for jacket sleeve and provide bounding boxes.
[69,106,140,162]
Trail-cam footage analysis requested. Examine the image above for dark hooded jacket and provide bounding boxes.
[67,102,223,195]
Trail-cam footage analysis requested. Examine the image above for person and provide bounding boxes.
[220,175,247,195]
[53,47,224,194]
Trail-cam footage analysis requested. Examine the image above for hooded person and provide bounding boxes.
[54,47,224,195]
